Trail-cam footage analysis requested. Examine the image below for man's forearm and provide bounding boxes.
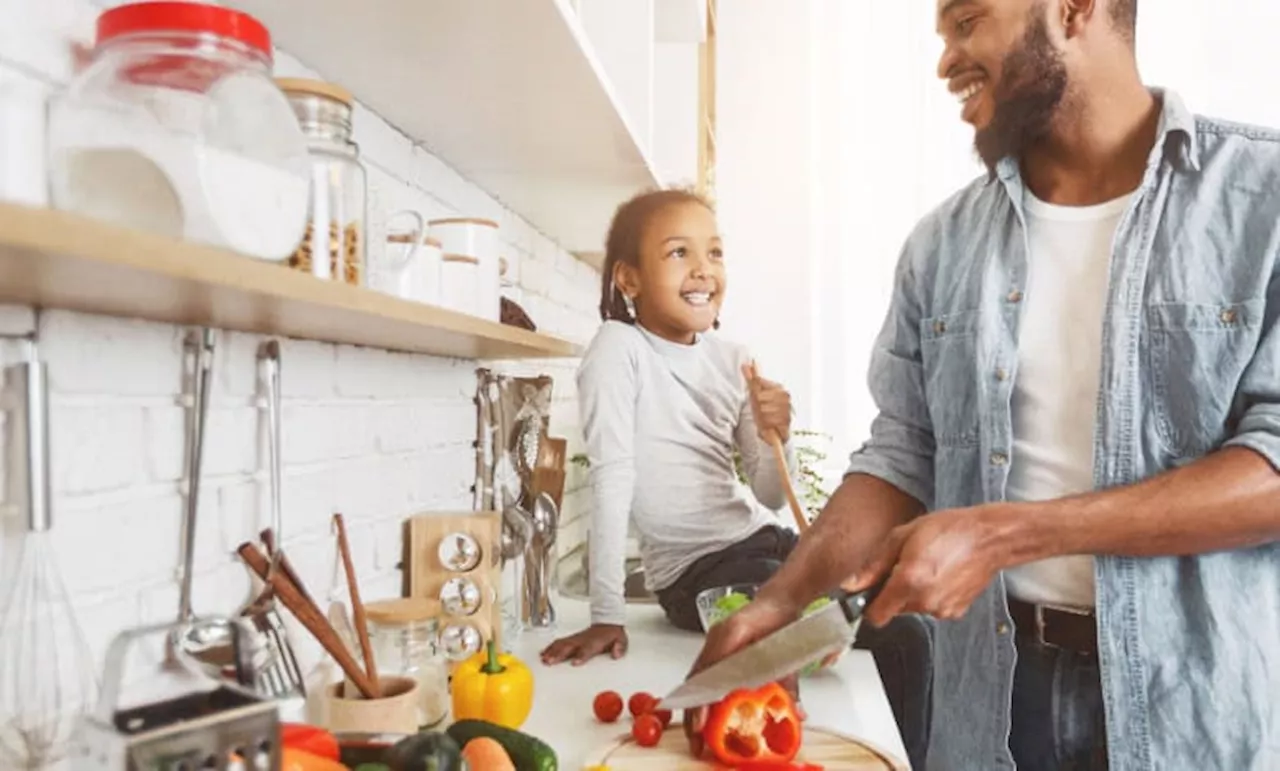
[1000,446,1280,564]
[758,473,924,609]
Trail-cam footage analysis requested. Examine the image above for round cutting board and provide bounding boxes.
[581,725,909,770]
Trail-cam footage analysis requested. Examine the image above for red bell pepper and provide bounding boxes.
[280,723,339,762]
[701,682,803,766]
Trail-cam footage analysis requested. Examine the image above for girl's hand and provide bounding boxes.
[539,624,628,666]
[743,362,792,444]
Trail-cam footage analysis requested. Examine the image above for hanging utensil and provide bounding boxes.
[170,331,275,693]
[0,337,99,770]
[236,339,307,700]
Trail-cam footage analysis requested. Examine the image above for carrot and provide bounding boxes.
[461,736,515,771]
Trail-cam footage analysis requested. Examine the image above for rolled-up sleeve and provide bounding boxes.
[844,238,937,511]
[1224,270,1280,470]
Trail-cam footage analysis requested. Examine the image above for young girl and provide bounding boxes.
[540,188,802,666]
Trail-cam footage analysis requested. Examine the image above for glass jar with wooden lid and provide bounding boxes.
[277,77,367,285]
[365,598,448,729]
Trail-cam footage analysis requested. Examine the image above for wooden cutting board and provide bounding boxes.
[581,726,909,770]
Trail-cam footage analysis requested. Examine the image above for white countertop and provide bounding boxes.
[508,598,910,769]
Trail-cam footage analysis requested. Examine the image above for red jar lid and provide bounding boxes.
[97,2,273,60]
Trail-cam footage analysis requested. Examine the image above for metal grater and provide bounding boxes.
[72,621,280,771]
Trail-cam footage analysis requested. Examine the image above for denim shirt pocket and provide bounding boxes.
[920,308,982,447]
[1146,299,1265,459]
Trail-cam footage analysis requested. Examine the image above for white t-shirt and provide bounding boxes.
[1003,188,1133,609]
[576,321,796,625]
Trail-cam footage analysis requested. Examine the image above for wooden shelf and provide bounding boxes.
[226,0,660,255]
[0,204,581,360]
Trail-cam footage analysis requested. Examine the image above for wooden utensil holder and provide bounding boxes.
[404,511,502,666]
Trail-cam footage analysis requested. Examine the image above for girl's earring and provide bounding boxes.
[623,294,637,318]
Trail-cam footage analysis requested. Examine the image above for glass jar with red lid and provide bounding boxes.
[47,1,310,261]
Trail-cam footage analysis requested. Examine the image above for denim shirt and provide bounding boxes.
[845,89,1280,771]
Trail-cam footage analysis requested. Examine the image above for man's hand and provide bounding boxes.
[845,505,1012,628]
[743,362,793,444]
[539,624,627,666]
[681,595,808,759]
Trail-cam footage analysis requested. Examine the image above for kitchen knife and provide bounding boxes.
[657,585,882,712]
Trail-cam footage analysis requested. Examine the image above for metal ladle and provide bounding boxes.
[169,330,257,686]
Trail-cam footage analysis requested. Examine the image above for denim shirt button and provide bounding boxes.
[1006,289,1023,303]
[996,621,1010,635]
[1220,307,1238,324]
[995,367,1008,381]
[934,319,947,334]
[990,451,1008,466]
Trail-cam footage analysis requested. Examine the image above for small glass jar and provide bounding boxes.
[365,598,449,729]
[277,77,368,285]
[47,2,311,260]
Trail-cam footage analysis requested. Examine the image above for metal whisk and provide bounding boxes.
[0,340,98,769]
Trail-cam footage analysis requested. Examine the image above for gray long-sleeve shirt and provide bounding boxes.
[577,321,797,625]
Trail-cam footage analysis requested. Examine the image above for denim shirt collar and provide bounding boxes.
[992,86,1201,187]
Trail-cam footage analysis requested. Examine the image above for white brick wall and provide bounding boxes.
[0,0,598,695]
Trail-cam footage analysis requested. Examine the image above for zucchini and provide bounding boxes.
[446,719,557,771]
[385,731,465,771]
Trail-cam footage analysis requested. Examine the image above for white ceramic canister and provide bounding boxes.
[382,230,443,306]
[428,217,500,321]
[438,252,482,317]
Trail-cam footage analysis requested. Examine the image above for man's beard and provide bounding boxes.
[973,11,1069,172]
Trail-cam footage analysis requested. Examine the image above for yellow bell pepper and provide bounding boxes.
[451,639,534,729]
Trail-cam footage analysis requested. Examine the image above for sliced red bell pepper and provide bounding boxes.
[735,763,823,770]
[702,682,803,766]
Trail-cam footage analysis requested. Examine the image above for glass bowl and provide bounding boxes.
[694,583,841,676]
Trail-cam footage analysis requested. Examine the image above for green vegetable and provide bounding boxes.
[713,592,752,615]
[447,718,557,771]
[804,596,832,614]
[385,731,464,771]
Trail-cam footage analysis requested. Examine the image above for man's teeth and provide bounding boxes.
[682,292,712,306]
[958,82,984,104]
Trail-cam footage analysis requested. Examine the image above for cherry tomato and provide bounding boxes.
[628,691,656,717]
[632,713,663,747]
[593,690,624,723]
[652,708,672,728]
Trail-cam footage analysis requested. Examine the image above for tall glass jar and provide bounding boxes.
[365,599,449,729]
[277,78,367,285]
[47,2,311,261]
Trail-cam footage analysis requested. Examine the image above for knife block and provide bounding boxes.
[404,512,501,666]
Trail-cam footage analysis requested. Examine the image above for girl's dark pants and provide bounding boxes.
[654,524,933,771]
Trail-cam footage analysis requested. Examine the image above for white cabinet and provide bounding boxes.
[655,0,709,43]
[651,42,700,187]
[576,0,711,193]
[577,0,655,155]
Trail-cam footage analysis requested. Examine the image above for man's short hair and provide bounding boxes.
[1110,0,1137,45]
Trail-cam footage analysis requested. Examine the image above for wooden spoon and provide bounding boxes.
[745,361,809,533]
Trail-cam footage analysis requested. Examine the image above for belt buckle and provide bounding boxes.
[1033,602,1091,651]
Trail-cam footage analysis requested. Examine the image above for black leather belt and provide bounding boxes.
[1008,597,1098,657]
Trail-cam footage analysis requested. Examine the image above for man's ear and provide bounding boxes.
[1060,0,1097,38]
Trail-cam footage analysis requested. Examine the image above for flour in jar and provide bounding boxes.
[50,121,309,260]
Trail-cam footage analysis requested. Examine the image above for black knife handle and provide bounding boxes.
[832,580,886,624]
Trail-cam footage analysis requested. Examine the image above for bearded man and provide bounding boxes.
[682,1,1280,769]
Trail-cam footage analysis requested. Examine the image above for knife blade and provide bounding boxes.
[657,587,879,712]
